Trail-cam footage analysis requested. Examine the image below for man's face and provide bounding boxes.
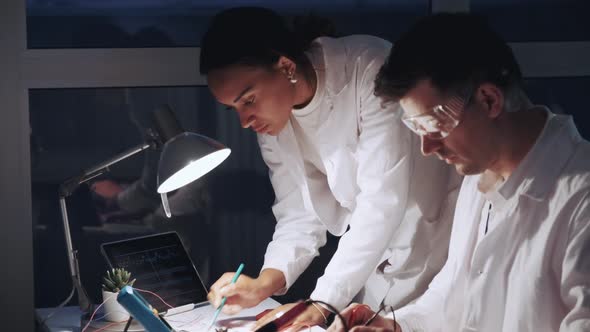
[399,79,497,176]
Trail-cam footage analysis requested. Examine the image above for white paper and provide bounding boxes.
[165,306,255,332]
[163,299,324,332]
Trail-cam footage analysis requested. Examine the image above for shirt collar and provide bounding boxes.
[479,107,582,203]
[311,36,349,96]
[292,43,326,117]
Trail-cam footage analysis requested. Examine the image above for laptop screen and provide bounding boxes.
[101,232,208,312]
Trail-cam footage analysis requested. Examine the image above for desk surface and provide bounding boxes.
[37,298,282,332]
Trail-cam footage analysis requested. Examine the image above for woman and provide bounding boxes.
[201,7,461,327]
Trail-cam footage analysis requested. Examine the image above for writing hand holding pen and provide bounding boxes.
[208,268,286,315]
[208,263,245,331]
[208,273,265,315]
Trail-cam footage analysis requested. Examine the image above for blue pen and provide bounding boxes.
[208,263,245,330]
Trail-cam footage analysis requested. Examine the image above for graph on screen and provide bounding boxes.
[102,232,208,312]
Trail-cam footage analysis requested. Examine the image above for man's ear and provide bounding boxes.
[477,83,504,119]
[275,56,297,77]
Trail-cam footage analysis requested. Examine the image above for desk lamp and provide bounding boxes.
[57,105,231,312]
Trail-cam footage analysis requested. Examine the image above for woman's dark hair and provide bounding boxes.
[374,13,523,102]
[200,7,336,75]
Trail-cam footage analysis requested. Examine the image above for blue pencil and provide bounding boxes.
[208,263,245,330]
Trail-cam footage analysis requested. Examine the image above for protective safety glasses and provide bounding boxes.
[401,95,469,140]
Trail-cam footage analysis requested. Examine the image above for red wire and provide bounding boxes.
[134,287,174,309]
[93,320,128,332]
[81,297,112,332]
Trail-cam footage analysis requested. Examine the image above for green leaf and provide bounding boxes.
[103,278,117,291]
[114,272,123,286]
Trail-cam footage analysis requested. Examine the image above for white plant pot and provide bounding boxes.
[102,290,131,322]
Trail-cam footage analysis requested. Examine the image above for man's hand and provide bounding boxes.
[327,303,399,332]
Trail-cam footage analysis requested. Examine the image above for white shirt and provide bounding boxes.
[396,110,590,331]
[291,46,328,176]
[258,35,462,310]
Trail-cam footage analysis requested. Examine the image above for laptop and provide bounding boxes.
[101,232,286,332]
[101,231,209,313]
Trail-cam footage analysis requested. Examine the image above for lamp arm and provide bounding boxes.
[57,140,154,313]
[59,141,154,197]
[59,196,93,312]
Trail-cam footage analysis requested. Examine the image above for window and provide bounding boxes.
[26,0,429,48]
[472,0,590,42]
[30,86,273,306]
[524,77,590,138]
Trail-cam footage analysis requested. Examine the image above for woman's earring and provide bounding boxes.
[288,71,297,84]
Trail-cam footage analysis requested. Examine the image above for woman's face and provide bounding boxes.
[207,60,296,136]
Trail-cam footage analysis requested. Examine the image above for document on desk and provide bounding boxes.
[164,299,324,332]
[164,304,223,331]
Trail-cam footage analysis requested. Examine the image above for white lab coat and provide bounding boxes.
[259,35,461,310]
[395,110,590,331]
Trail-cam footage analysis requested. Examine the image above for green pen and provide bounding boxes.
[208,263,245,331]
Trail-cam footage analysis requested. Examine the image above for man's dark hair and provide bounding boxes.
[374,13,523,102]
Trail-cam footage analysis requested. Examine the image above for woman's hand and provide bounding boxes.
[208,273,262,314]
[207,268,285,315]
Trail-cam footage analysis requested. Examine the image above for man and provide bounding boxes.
[328,13,590,332]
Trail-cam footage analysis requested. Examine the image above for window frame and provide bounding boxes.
[2,0,589,330]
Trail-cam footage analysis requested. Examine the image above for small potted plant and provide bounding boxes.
[101,268,136,322]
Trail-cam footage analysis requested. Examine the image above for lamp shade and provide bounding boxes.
[157,132,231,193]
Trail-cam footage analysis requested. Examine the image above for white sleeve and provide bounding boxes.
[393,178,480,332]
[393,259,452,332]
[559,190,590,331]
[310,46,413,310]
[258,134,328,294]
